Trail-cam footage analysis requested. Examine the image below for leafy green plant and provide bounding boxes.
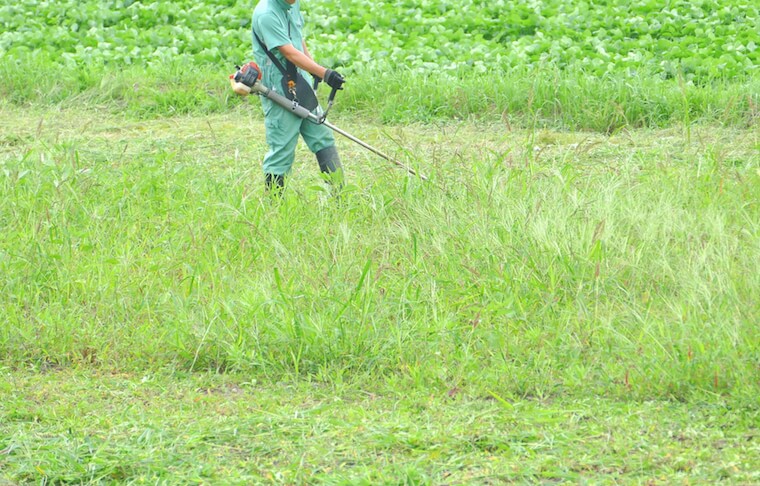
[1,0,758,80]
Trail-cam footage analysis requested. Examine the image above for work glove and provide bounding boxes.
[323,69,345,90]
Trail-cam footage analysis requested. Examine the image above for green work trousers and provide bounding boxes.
[262,99,336,176]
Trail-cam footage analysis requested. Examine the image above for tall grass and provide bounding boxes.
[1,109,758,403]
[1,55,758,130]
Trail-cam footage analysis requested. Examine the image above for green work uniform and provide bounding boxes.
[252,0,336,177]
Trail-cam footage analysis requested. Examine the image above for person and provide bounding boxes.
[251,0,346,192]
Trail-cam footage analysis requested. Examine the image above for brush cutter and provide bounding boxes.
[230,62,428,181]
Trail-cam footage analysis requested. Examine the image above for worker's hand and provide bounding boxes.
[324,69,345,90]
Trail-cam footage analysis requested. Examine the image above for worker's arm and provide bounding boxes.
[277,43,345,89]
[301,40,314,61]
[278,43,326,79]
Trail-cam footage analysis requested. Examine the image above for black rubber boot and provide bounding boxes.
[316,146,343,188]
[264,173,285,195]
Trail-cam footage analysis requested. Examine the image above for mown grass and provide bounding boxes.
[1,56,759,130]
[2,368,758,484]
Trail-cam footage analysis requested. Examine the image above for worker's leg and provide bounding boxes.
[300,119,342,184]
[262,101,302,186]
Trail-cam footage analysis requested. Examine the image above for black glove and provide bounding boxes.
[323,69,345,90]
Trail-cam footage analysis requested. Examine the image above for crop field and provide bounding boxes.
[2,0,759,79]
[1,0,759,484]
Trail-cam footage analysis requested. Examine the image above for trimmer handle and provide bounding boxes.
[316,85,341,123]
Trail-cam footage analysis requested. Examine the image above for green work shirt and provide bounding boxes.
[251,0,307,90]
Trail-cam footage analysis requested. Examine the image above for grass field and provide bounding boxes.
[2,368,757,484]
[2,0,759,480]
[1,100,758,482]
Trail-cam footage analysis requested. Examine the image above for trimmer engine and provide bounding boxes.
[229,62,262,95]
